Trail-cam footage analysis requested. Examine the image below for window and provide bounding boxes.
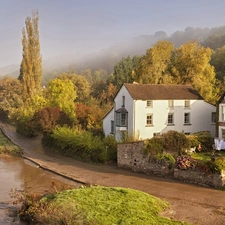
[168,100,174,108]
[122,96,125,107]
[110,121,114,134]
[146,114,153,126]
[184,113,190,124]
[184,100,190,108]
[222,106,225,121]
[153,133,160,137]
[222,130,225,139]
[146,100,153,107]
[116,112,127,127]
[121,113,126,126]
[211,112,216,123]
[168,113,174,125]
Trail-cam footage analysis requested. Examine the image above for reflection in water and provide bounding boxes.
[0,156,80,224]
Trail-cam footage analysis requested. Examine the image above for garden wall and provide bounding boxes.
[117,141,172,177]
[117,142,225,188]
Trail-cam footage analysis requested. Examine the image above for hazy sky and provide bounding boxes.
[1,0,225,67]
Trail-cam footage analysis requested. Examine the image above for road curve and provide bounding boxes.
[1,121,225,225]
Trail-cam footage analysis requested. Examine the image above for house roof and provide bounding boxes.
[124,83,204,100]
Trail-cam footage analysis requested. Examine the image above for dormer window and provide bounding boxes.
[146,100,153,107]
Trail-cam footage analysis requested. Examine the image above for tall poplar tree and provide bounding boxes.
[19,10,42,99]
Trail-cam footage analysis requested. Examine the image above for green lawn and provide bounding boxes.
[20,186,191,225]
[192,151,225,162]
[0,129,21,155]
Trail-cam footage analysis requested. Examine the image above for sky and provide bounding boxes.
[1,0,225,67]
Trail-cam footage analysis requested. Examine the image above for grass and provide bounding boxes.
[20,186,191,225]
[0,128,22,156]
[192,151,225,162]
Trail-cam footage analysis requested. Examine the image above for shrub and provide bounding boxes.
[176,155,197,170]
[144,136,164,157]
[45,125,113,163]
[103,135,117,162]
[191,131,214,151]
[153,153,175,169]
[162,131,190,155]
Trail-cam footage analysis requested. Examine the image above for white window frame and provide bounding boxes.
[211,112,216,124]
[146,114,153,126]
[168,113,174,125]
[184,113,190,124]
[222,106,225,121]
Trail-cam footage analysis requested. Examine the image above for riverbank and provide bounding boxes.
[1,121,225,225]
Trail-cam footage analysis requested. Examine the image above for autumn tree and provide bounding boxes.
[137,41,174,84]
[18,10,42,99]
[46,78,77,121]
[57,72,91,103]
[172,41,219,103]
[0,77,23,117]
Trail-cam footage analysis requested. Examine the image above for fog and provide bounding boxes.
[1,0,225,68]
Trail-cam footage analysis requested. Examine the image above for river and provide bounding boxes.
[0,155,80,224]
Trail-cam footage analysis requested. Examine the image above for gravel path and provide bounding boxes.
[1,121,225,225]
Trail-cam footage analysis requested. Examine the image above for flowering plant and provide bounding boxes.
[176,155,197,170]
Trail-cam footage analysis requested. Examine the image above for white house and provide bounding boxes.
[103,83,216,141]
[217,93,225,139]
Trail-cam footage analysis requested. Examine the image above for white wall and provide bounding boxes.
[218,103,225,139]
[134,99,216,140]
[103,108,114,137]
[103,85,216,141]
[114,85,134,141]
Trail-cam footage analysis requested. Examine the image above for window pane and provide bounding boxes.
[184,113,190,124]
[168,114,173,124]
[211,112,216,123]
[121,113,126,126]
[146,114,153,125]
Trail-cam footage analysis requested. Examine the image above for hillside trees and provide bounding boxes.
[57,72,90,103]
[112,55,140,88]
[18,10,42,99]
[112,41,218,103]
[171,42,218,102]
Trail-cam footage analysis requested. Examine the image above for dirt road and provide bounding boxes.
[1,121,225,225]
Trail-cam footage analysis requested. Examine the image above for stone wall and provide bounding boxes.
[174,169,225,188]
[117,141,225,188]
[117,141,172,177]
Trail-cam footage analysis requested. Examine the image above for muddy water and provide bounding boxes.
[0,156,80,224]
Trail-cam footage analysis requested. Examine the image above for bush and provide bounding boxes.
[191,131,214,151]
[103,135,117,162]
[176,155,197,170]
[144,136,164,157]
[44,125,114,163]
[153,153,175,169]
[162,131,190,155]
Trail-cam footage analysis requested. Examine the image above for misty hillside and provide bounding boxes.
[2,25,225,79]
